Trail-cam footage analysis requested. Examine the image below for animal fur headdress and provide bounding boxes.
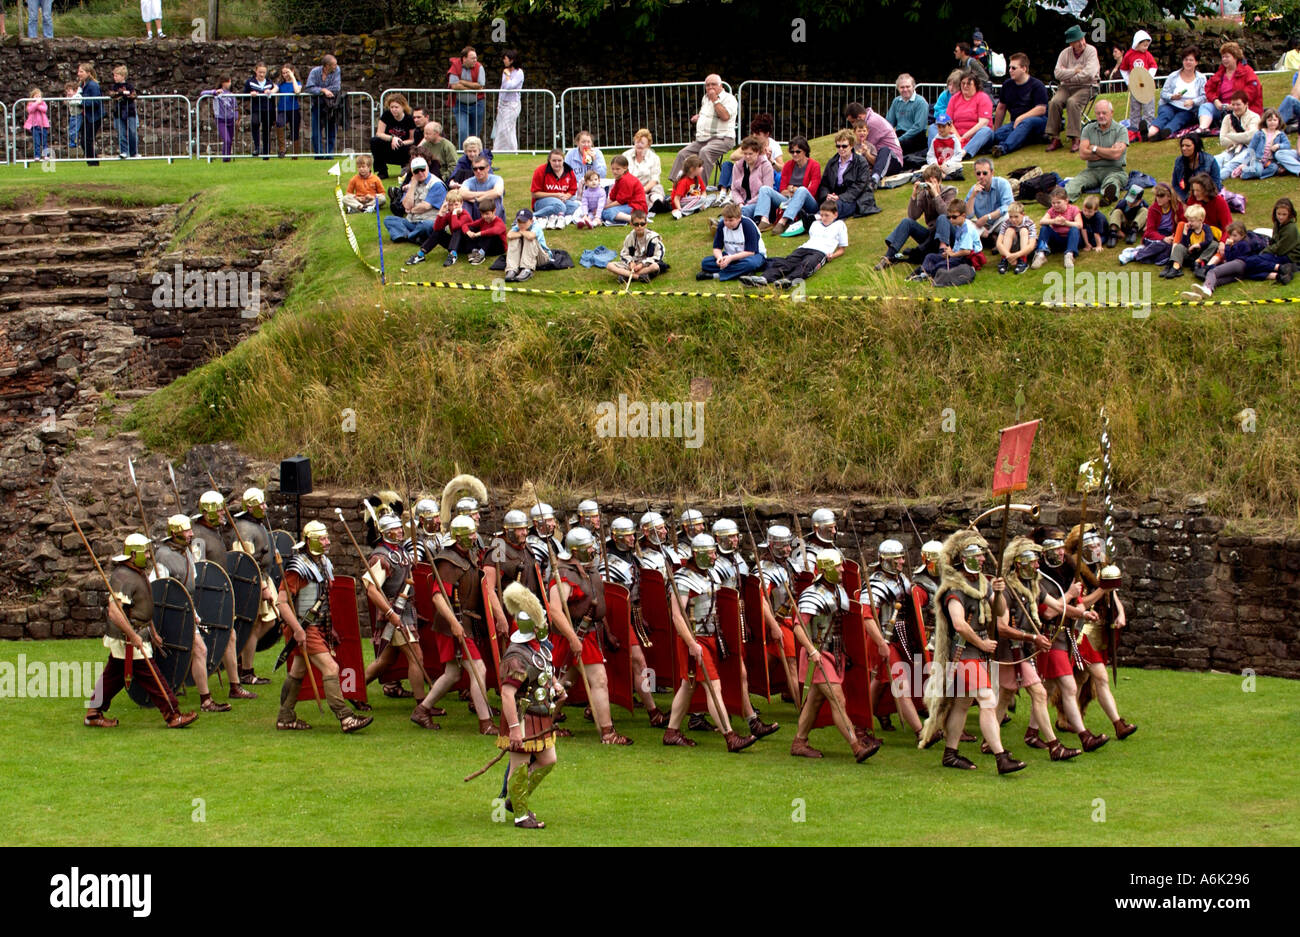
[440,474,488,529]
[1002,535,1043,626]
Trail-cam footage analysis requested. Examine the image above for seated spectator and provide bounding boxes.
[718,113,783,193]
[460,156,505,221]
[606,209,668,282]
[1186,172,1231,232]
[1183,202,1296,300]
[565,129,607,181]
[1172,133,1221,200]
[1216,91,1261,175]
[669,74,738,183]
[449,136,493,185]
[370,94,417,180]
[741,200,847,289]
[1281,34,1300,72]
[573,170,606,229]
[1046,25,1101,153]
[751,136,820,231]
[343,154,387,213]
[1079,195,1108,251]
[1149,47,1206,140]
[965,156,1013,244]
[623,128,667,209]
[1030,186,1084,269]
[530,148,580,228]
[1237,109,1300,178]
[927,115,965,174]
[727,135,774,217]
[420,120,458,181]
[383,157,448,242]
[1064,99,1127,204]
[991,53,1049,157]
[910,200,984,282]
[851,106,903,181]
[954,41,994,96]
[1280,70,1300,131]
[504,209,552,282]
[886,73,929,155]
[1108,183,1148,245]
[1122,183,1184,265]
[1160,203,1220,279]
[699,203,766,281]
[458,202,509,266]
[1198,41,1262,132]
[994,201,1038,274]
[1117,30,1159,136]
[929,71,965,144]
[406,189,470,266]
[947,71,994,157]
[604,155,648,225]
[770,130,870,235]
[875,164,957,270]
[671,155,716,218]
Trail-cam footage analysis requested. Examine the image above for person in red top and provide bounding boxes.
[407,189,479,266]
[529,148,580,227]
[752,136,822,229]
[946,72,995,155]
[1186,173,1231,233]
[1199,41,1263,131]
[461,203,508,265]
[602,154,648,225]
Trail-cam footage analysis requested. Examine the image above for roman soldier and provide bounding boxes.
[711,518,779,738]
[275,520,372,732]
[637,511,680,574]
[232,486,278,685]
[576,500,601,535]
[912,539,943,621]
[604,515,668,725]
[675,508,706,554]
[406,498,446,561]
[527,502,564,581]
[994,538,1081,761]
[549,527,632,745]
[193,490,257,701]
[865,539,926,739]
[798,507,839,568]
[790,549,878,762]
[485,509,546,623]
[361,513,429,704]
[498,582,562,829]
[917,530,1025,773]
[83,533,198,729]
[154,513,226,713]
[757,524,800,703]
[662,533,758,752]
[412,515,500,733]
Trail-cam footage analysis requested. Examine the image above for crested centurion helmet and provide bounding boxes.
[690,532,717,569]
[712,518,739,553]
[124,532,151,568]
[812,508,837,541]
[961,542,985,575]
[565,526,596,563]
[166,513,192,540]
[766,524,793,560]
[640,511,666,545]
[300,520,329,555]
[878,538,905,573]
[450,515,477,549]
[378,513,405,545]
[242,487,266,517]
[815,548,844,583]
[199,490,225,525]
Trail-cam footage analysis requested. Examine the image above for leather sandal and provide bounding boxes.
[959,729,977,742]
[790,736,823,758]
[942,747,977,769]
[555,727,574,737]
[1113,719,1138,740]
[1049,739,1081,760]
[84,712,119,728]
[1023,726,1050,750]
[1079,728,1109,752]
[166,711,199,728]
[410,703,441,730]
[201,697,232,713]
[917,728,943,749]
[229,684,258,700]
[748,714,780,738]
[995,750,1027,774]
[725,730,758,753]
[340,713,373,733]
[647,708,670,728]
[383,682,414,698]
[662,727,697,747]
[277,718,313,730]
[351,700,373,712]
[239,669,271,686]
[600,727,633,745]
[687,712,715,732]
[479,717,499,736]
[979,739,993,755]
[514,811,546,829]
[877,714,895,731]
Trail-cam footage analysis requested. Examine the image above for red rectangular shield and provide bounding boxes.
[814,599,872,730]
[600,582,635,715]
[684,587,745,714]
[793,570,815,596]
[741,573,772,702]
[637,568,676,692]
[992,419,1040,497]
[295,574,368,702]
[844,558,862,599]
[376,563,445,685]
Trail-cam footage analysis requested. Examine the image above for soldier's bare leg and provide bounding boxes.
[1087,661,1122,722]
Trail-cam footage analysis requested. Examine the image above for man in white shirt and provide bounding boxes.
[740,201,847,288]
[669,74,738,183]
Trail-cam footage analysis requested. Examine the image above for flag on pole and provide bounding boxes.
[992,420,1040,496]
[327,161,341,177]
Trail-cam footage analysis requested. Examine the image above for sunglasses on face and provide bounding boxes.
[631,221,647,227]
[976,170,991,176]
[835,143,851,149]
[474,166,489,171]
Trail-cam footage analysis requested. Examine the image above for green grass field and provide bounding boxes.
[0,639,1295,845]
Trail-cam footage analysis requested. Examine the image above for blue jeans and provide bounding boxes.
[310,103,338,156]
[28,0,53,38]
[383,216,434,242]
[1036,227,1080,256]
[1280,96,1300,126]
[116,115,138,157]
[718,160,734,190]
[601,203,629,224]
[1198,102,1229,124]
[532,196,580,217]
[886,215,955,255]
[752,185,789,222]
[962,126,994,156]
[1152,105,1197,135]
[69,113,82,148]
[454,99,485,147]
[783,186,857,221]
[701,253,765,280]
[740,203,758,219]
[32,126,49,158]
[992,115,1046,153]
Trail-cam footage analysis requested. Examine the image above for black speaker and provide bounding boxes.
[280,456,312,496]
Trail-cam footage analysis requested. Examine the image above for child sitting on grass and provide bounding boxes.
[909,200,984,283]
[344,154,387,212]
[406,189,471,266]
[995,201,1037,274]
[606,209,668,282]
[1107,183,1147,246]
[670,155,715,219]
[1030,187,1083,269]
[505,209,552,282]
[574,169,605,229]
[1079,194,1108,252]
[1161,203,1219,279]
[1184,199,1298,299]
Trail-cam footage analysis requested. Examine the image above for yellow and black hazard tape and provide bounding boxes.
[337,186,1300,308]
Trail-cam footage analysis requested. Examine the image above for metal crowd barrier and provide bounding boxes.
[1,102,9,164]
[378,87,556,153]
[195,91,374,162]
[9,94,192,164]
[560,81,736,152]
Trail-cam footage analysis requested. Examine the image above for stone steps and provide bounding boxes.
[0,287,109,312]
[0,206,174,237]
[0,234,144,262]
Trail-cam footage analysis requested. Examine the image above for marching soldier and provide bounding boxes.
[757,525,801,703]
[605,516,669,726]
[83,533,198,729]
[549,527,633,745]
[711,518,779,739]
[675,508,706,554]
[361,513,429,704]
[232,487,278,685]
[637,511,681,574]
[798,508,839,568]
[912,539,943,623]
[406,498,447,560]
[193,490,257,701]
[275,521,372,732]
[154,514,228,713]
[865,539,926,739]
[790,550,879,762]
[662,533,758,752]
[918,531,1025,773]
[527,502,564,581]
[484,509,546,625]
[454,496,491,552]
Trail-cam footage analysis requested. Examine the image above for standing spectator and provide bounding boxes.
[276,64,302,158]
[991,53,1049,157]
[564,130,606,180]
[1116,30,1159,136]
[28,0,52,38]
[448,46,487,146]
[304,54,342,158]
[1045,25,1100,153]
[1215,91,1260,175]
[886,73,929,156]
[875,163,957,270]
[420,121,458,181]
[954,41,994,96]
[343,154,387,213]
[78,62,104,166]
[24,88,49,160]
[669,74,737,182]
[1064,99,1128,204]
[603,155,648,225]
[852,106,903,181]
[964,155,1013,244]
[1199,42,1262,131]
[108,65,138,158]
[1171,133,1221,200]
[245,62,276,159]
[530,148,580,227]
[606,209,668,283]
[1149,47,1205,140]
[449,136,493,185]
[141,0,164,39]
[65,82,82,152]
[493,49,523,153]
[751,135,819,230]
[699,203,766,281]
[947,71,994,157]
[383,157,448,243]
[460,157,505,221]
[728,135,774,218]
[200,75,237,162]
[622,129,666,211]
[369,94,416,180]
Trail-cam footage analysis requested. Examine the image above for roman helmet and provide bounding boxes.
[640,511,666,546]
[378,513,405,546]
[198,490,225,526]
[415,498,440,533]
[530,502,556,536]
[690,532,717,570]
[610,516,636,550]
[712,518,740,554]
[1099,564,1122,589]
[577,499,600,532]
[565,526,596,563]
[680,508,705,539]
[449,515,477,550]
[1013,544,1041,579]
[877,538,905,575]
[960,542,985,576]
[1082,529,1106,565]
[242,487,266,519]
[920,540,943,575]
[766,524,793,560]
[299,520,329,556]
[815,547,844,584]
[166,513,193,544]
[505,580,548,643]
[1040,536,1066,568]
[121,533,152,569]
[811,507,837,543]
[454,496,480,521]
[502,509,529,546]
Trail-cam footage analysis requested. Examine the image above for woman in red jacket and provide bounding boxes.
[529,148,580,229]
[1199,41,1263,131]
[1186,173,1232,232]
[750,135,822,230]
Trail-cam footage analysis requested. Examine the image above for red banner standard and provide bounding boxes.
[295,574,368,703]
[637,568,676,693]
[814,599,873,730]
[741,573,774,702]
[599,582,635,715]
[993,420,1040,497]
